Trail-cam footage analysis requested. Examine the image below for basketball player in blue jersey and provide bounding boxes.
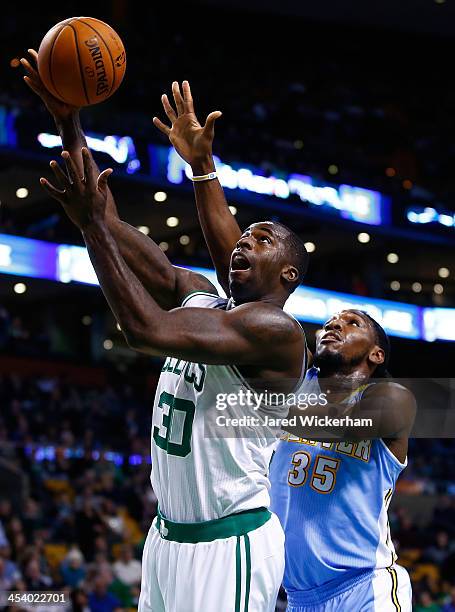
[149,83,417,611]
[270,310,416,612]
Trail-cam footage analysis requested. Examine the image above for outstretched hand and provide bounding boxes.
[40,147,113,230]
[19,49,78,120]
[153,81,221,169]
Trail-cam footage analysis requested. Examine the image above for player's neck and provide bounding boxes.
[317,367,370,395]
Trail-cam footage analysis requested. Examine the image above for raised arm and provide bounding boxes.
[153,81,242,295]
[285,382,416,456]
[20,52,215,308]
[41,149,301,369]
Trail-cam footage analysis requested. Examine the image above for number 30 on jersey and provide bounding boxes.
[153,391,195,457]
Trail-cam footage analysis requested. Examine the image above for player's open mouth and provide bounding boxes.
[320,332,342,343]
[231,253,251,271]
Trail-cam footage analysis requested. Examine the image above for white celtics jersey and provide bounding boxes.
[150,291,297,523]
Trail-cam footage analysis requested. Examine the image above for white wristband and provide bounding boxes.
[190,171,218,182]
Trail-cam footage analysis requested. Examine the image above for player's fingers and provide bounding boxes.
[203,111,222,139]
[81,147,97,189]
[39,177,66,202]
[97,168,113,193]
[152,116,171,136]
[20,58,38,80]
[23,76,43,97]
[27,49,39,66]
[161,94,177,123]
[49,160,70,190]
[61,151,81,187]
[182,81,195,114]
[172,81,185,116]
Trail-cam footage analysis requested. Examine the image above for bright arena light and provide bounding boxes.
[159,242,169,251]
[179,235,190,245]
[357,232,370,244]
[16,188,29,199]
[166,217,179,227]
[82,315,92,326]
[390,281,400,291]
[154,191,168,202]
[137,226,150,235]
[103,339,114,350]
[304,242,316,253]
[438,267,450,279]
[13,282,27,294]
[228,206,237,215]
[412,282,422,293]
[434,284,444,295]
[328,164,338,175]
[387,253,399,264]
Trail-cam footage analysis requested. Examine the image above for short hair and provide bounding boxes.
[353,310,391,378]
[272,222,309,291]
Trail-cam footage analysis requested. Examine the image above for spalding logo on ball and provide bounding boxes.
[38,16,126,107]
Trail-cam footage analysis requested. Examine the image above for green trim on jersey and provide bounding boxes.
[181,290,220,307]
[244,534,251,612]
[155,506,271,543]
[235,537,241,612]
[235,534,252,612]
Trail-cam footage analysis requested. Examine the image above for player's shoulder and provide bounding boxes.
[363,381,416,412]
[231,301,304,342]
[364,380,414,399]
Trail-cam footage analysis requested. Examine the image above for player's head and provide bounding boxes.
[314,309,390,378]
[229,221,308,304]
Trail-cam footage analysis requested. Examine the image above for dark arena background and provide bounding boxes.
[1,1,455,610]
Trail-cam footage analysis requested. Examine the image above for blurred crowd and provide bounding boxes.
[0,371,455,610]
[1,372,154,611]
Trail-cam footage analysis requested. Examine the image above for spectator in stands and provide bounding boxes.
[0,544,21,587]
[88,572,123,612]
[394,510,422,549]
[101,499,125,540]
[0,521,7,548]
[70,587,90,612]
[75,500,105,561]
[113,543,142,588]
[60,548,86,588]
[98,565,135,610]
[442,587,455,612]
[23,557,52,591]
[0,557,17,591]
[424,531,455,565]
[0,500,12,524]
[415,591,442,611]
[433,497,455,536]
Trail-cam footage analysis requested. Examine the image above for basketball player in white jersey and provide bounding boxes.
[26,60,308,611]
[152,84,417,611]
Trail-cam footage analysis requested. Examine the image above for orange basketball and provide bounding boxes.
[37,17,126,107]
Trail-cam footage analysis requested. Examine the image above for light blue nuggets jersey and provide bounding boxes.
[270,367,407,604]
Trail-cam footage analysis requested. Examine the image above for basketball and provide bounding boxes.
[37,17,126,107]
